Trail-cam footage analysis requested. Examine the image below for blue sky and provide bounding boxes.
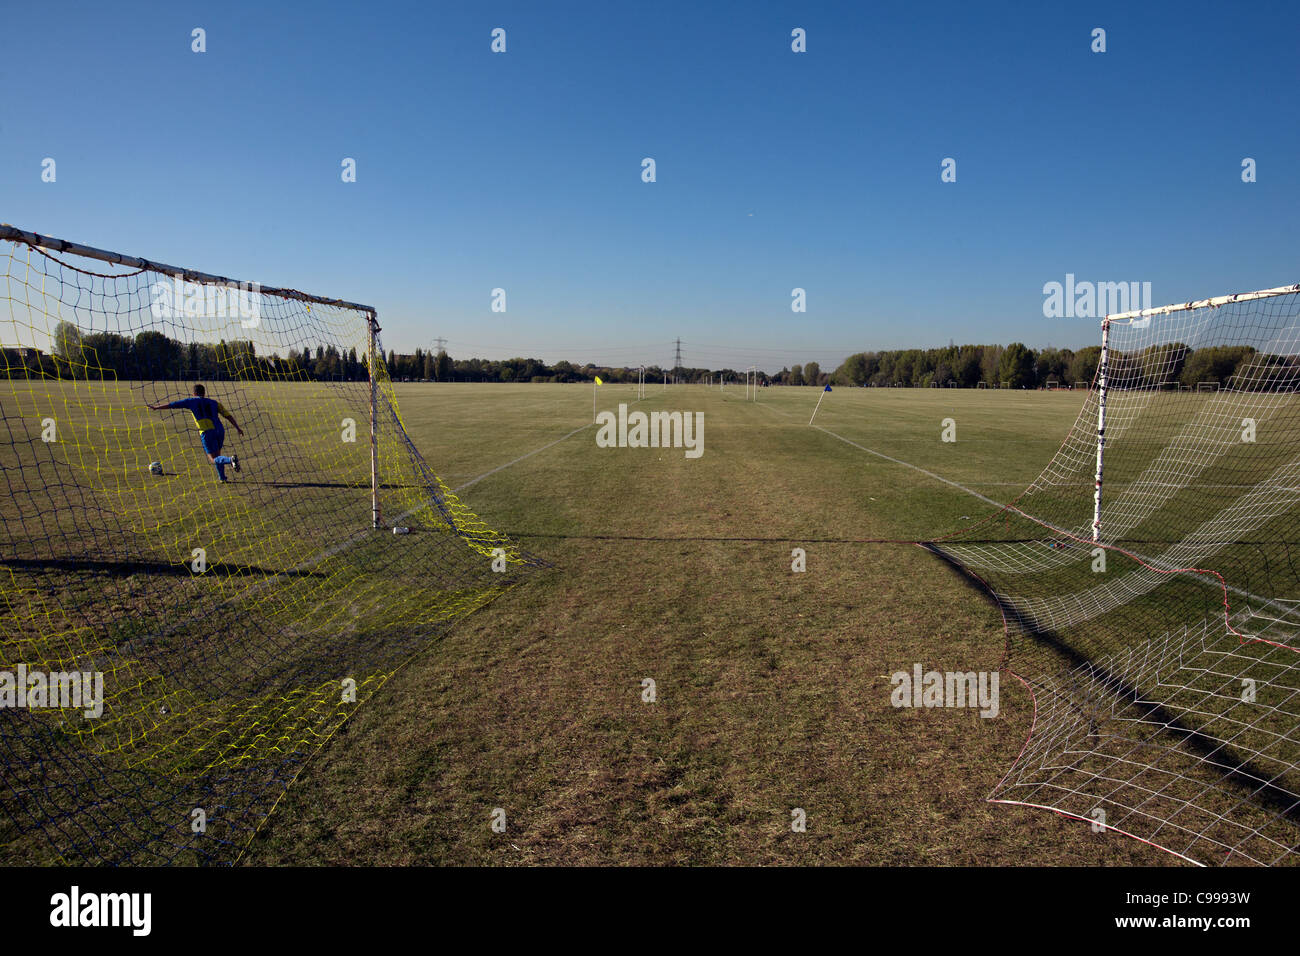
[3,0,1297,372]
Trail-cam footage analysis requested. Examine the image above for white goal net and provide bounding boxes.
[933,282,1300,865]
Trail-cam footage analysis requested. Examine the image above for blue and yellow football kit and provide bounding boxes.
[166,396,236,480]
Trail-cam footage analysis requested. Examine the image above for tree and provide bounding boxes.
[835,353,870,386]
[315,348,337,380]
[874,352,897,386]
[804,361,821,386]
[435,349,452,382]
[1132,342,1189,387]
[1067,346,1102,386]
[954,347,982,387]
[134,330,181,379]
[1179,346,1254,388]
[999,342,1036,388]
[980,345,1003,386]
[81,332,133,379]
[790,364,804,386]
[1035,347,1072,385]
[52,321,84,378]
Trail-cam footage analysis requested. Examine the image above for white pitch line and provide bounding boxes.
[451,388,655,494]
[165,414,599,632]
[452,423,591,493]
[282,422,591,574]
[811,424,1004,508]
[811,424,1285,615]
[412,391,657,511]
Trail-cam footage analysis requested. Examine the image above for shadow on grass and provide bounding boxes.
[920,541,1300,834]
[0,556,330,580]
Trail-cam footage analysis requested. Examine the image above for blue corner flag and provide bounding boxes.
[824,385,832,391]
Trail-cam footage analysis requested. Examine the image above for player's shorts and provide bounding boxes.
[200,427,225,457]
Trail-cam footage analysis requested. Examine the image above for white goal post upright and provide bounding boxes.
[1091,319,1109,542]
[368,312,381,528]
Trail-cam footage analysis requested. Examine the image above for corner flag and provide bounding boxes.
[810,383,832,425]
[595,376,604,385]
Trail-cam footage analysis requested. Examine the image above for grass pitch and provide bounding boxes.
[237,382,1170,865]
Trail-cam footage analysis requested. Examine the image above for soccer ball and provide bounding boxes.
[148,461,163,476]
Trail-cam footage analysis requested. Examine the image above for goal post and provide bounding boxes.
[1091,318,1110,542]
[1091,282,1300,542]
[928,278,1300,864]
[368,310,381,528]
[1,225,386,527]
[0,224,539,865]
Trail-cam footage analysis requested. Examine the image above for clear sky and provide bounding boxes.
[3,0,1297,372]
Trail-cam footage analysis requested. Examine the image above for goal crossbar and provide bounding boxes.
[0,224,377,317]
[1107,282,1300,323]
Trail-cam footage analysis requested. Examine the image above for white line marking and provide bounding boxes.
[450,388,653,494]
[811,424,1285,614]
[302,422,594,565]
[811,424,1004,508]
[452,423,591,493]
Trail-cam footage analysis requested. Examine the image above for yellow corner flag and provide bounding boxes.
[594,376,604,385]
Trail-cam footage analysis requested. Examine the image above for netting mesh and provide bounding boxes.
[934,288,1300,866]
[0,231,539,864]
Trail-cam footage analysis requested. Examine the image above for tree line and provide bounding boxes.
[0,322,371,382]
[831,344,1098,389]
[2,324,1287,391]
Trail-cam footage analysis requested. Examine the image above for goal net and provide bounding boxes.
[932,282,1300,865]
[0,226,540,864]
